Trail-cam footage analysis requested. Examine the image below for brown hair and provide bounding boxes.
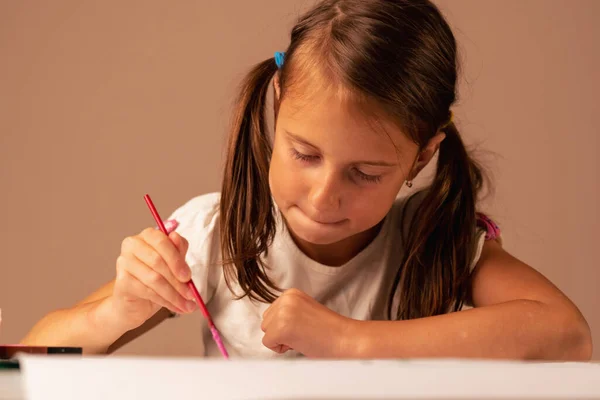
[220,0,484,318]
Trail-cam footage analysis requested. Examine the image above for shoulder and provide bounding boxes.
[168,192,221,230]
[167,192,223,279]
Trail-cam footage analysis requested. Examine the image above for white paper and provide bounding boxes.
[18,355,600,400]
[0,370,23,400]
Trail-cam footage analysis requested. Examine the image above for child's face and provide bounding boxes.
[270,89,419,246]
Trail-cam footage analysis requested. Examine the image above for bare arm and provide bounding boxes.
[20,280,172,354]
[349,240,592,360]
[20,221,196,354]
[75,280,115,305]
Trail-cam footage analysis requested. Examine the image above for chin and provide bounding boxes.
[283,208,353,245]
[292,228,348,245]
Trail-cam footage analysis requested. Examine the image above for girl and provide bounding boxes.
[22,0,591,360]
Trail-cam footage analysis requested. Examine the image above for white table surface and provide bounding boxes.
[0,370,23,400]
[11,356,600,400]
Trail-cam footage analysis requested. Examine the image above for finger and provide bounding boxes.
[120,254,196,313]
[262,330,281,351]
[123,234,193,301]
[161,220,188,257]
[115,264,183,315]
[262,288,302,325]
[274,345,292,354]
[140,227,191,282]
[261,302,277,332]
[169,232,189,258]
[262,330,293,354]
[120,269,185,315]
[261,289,298,330]
[280,345,292,353]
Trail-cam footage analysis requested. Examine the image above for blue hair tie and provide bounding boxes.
[274,51,285,69]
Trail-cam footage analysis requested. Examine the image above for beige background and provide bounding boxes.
[0,1,598,359]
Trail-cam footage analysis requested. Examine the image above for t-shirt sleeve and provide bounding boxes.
[470,213,503,272]
[166,192,223,307]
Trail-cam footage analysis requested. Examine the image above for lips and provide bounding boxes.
[312,218,345,225]
[294,206,346,225]
[304,211,346,225]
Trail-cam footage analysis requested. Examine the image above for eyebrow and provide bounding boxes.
[285,130,398,167]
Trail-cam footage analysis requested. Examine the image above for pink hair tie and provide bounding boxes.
[476,213,501,241]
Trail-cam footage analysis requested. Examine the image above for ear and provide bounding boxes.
[409,132,446,179]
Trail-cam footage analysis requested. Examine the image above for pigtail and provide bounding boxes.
[389,122,483,320]
[220,58,281,303]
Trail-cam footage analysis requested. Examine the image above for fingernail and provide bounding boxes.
[185,300,196,312]
[187,288,195,300]
[164,219,179,234]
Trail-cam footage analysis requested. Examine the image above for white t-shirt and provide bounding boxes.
[168,192,488,358]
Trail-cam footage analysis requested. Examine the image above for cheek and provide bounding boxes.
[269,146,306,203]
[347,180,403,225]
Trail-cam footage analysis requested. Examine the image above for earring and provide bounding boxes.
[406,180,413,188]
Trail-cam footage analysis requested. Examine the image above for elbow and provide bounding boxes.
[570,322,593,361]
[558,308,593,361]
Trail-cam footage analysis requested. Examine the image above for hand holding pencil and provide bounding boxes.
[109,211,197,331]
[144,194,229,359]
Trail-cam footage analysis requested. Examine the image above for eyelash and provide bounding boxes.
[291,149,382,184]
[291,149,317,163]
[355,170,382,183]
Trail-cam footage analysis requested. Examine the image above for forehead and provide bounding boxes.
[277,85,418,162]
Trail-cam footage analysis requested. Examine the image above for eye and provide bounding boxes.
[291,148,319,163]
[353,169,382,184]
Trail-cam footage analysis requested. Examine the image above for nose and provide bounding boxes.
[308,169,342,213]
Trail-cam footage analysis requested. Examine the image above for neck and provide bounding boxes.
[286,220,384,266]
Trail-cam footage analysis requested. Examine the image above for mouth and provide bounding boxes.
[312,218,346,225]
[303,211,346,225]
[293,206,347,226]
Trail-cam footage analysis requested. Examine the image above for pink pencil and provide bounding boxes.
[144,194,229,359]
